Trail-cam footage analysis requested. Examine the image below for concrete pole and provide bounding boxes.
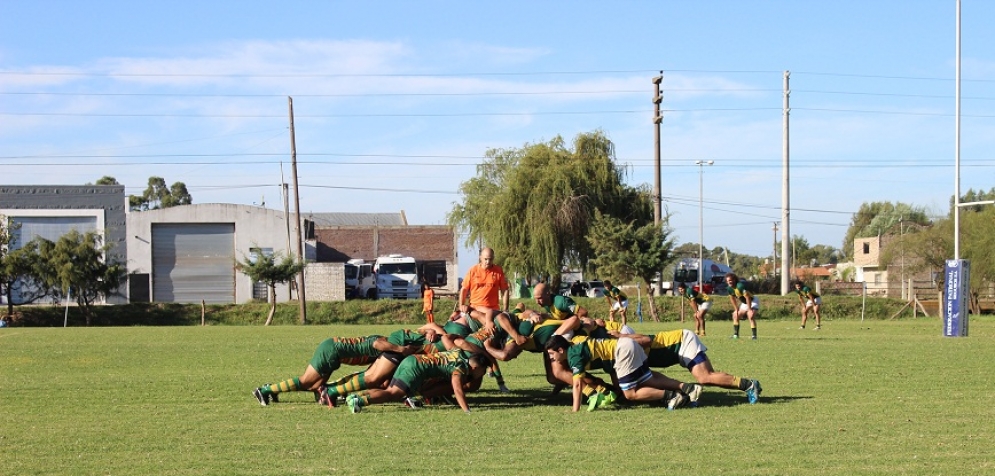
[289,97,307,324]
[780,70,792,294]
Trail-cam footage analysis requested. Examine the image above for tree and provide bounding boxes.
[448,130,653,286]
[129,176,193,211]
[586,211,675,321]
[33,230,126,326]
[92,176,121,185]
[842,202,931,260]
[235,250,304,326]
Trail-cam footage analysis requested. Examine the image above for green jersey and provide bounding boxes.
[391,349,471,395]
[606,286,627,301]
[682,287,710,304]
[543,295,578,320]
[309,336,382,375]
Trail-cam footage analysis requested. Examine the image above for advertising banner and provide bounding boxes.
[942,259,970,337]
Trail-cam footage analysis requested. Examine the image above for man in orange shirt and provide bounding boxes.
[459,247,510,331]
[421,282,435,324]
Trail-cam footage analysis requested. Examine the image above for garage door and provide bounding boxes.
[152,223,235,304]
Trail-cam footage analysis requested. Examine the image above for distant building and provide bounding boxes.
[1,185,128,305]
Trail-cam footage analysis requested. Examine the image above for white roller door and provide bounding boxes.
[152,223,235,304]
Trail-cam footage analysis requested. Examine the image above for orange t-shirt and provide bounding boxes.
[422,288,435,312]
[461,264,508,309]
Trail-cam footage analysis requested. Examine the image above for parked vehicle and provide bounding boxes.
[671,258,733,296]
[585,280,606,298]
[344,259,374,299]
[371,254,420,299]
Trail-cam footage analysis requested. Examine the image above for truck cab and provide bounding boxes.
[372,254,420,299]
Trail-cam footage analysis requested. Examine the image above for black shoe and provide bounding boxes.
[265,384,279,403]
[253,388,270,406]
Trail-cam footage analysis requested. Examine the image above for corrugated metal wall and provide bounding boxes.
[152,223,235,304]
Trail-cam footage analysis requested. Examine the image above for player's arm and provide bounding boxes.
[458,276,471,313]
[553,315,581,336]
[571,375,584,412]
[618,333,652,347]
[372,336,409,354]
[451,373,471,413]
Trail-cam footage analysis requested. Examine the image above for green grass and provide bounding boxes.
[9,294,924,327]
[2,317,993,475]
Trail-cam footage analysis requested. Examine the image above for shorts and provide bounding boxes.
[738,297,760,312]
[698,301,712,312]
[309,339,343,375]
[676,329,707,369]
[614,338,650,390]
[611,300,629,311]
[806,297,822,307]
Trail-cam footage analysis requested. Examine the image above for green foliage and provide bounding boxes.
[2,319,994,475]
[235,250,305,325]
[30,230,126,325]
[448,130,653,284]
[92,176,121,185]
[129,176,193,211]
[587,211,675,320]
[843,201,931,260]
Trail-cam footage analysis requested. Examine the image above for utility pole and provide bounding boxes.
[652,72,663,224]
[772,222,779,278]
[281,163,292,301]
[652,72,664,296]
[289,97,307,324]
[780,70,791,294]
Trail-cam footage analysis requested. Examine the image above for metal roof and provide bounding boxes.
[304,212,407,227]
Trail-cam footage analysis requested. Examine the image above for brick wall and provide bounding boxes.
[313,225,459,294]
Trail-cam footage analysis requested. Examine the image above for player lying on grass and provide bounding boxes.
[346,350,489,414]
[544,334,701,412]
[252,334,419,406]
[621,329,763,404]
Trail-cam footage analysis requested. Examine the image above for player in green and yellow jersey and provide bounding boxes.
[346,349,488,413]
[625,328,763,404]
[725,273,759,340]
[252,335,416,406]
[602,280,629,326]
[677,282,712,337]
[545,334,700,411]
[794,280,822,330]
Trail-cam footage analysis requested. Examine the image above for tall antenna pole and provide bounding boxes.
[289,97,307,324]
[780,70,791,294]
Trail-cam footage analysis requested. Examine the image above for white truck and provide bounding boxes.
[344,259,374,299]
[370,254,420,299]
[670,258,733,295]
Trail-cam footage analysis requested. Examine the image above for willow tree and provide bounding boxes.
[449,130,653,286]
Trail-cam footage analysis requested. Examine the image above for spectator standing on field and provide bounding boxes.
[459,247,510,328]
[421,282,435,324]
[794,280,822,330]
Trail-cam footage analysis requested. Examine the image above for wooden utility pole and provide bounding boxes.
[289,97,307,324]
[652,72,664,297]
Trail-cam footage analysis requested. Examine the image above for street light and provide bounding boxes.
[695,160,714,293]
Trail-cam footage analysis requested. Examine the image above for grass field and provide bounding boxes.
[2,317,993,475]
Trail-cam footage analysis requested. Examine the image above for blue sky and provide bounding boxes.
[2,1,993,277]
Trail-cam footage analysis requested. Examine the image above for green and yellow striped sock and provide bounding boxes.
[265,377,301,396]
[326,372,366,398]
